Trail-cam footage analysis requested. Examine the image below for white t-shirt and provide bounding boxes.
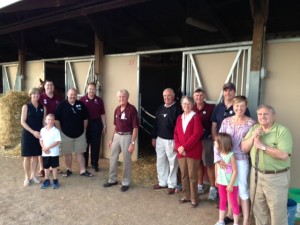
[40,126,61,157]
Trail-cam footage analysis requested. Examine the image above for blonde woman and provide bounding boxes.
[214,96,255,225]
[21,88,46,186]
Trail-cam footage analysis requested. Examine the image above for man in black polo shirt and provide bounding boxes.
[151,88,181,195]
[55,88,93,177]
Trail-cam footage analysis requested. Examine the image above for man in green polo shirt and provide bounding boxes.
[241,104,293,225]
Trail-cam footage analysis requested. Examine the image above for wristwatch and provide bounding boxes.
[262,145,267,151]
[130,141,135,145]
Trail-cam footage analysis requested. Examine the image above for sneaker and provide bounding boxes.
[41,179,51,189]
[208,187,218,201]
[52,179,59,189]
[197,184,205,194]
[31,177,41,184]
[24,178,30,186]
[214,221,225,225]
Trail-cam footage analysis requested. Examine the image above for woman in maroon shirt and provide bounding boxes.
[174,96,204,207]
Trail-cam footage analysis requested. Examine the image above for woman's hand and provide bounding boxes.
[218,160,227,169]
[33,131,41,139]
[178,146,186,156]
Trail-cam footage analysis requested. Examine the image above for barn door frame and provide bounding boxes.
[1,63,21,93]
[65,58,95,98]
[182,45,252,102]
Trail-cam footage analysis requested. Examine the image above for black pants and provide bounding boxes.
[84,119,103,168]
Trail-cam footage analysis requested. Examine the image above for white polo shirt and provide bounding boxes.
[40,126,61,157]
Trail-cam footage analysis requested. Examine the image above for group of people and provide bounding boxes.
[151,84,293,225]
[20,80,293,225]
[21,81,107,189]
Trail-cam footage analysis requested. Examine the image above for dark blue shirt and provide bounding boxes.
[211,102,250,132]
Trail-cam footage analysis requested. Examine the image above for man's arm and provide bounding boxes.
[128,127,138,153]
[253,138,289,160]
[84,119,88,130]
[108,125,116,148]
[101,114,107,135]
[211,122,217,141]
[55,120,61,130]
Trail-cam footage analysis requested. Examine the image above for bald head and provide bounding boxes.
[67,88,78,104]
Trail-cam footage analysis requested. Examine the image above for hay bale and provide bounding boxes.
[0,143,21,158]
[0,91,29,155]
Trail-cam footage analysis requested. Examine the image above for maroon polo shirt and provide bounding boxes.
[114,103,139,133]
[193,102,215,134]
[39,92,63,114]
[80,94,105,120]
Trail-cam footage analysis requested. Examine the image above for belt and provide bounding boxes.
[253,166,289,174]
[116,132,132,135]
[90,118,101,122]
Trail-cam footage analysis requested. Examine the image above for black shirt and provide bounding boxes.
[55,100,88,138]
[151,102,182,140]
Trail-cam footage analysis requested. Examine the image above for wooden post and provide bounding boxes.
[94,33,105,158]
[94,34,104,97]
[248,0,269,118]
[17,49,25,91]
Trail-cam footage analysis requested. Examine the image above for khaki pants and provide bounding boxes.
[108,133,132,186]
[250,167,290,225]
[178,157,200,203]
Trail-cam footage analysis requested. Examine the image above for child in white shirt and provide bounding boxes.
[39,114,61,189]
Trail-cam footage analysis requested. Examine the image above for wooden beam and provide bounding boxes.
[0,0,150,35]
[17,49,25,91]
[250,0,269,71]
[94,33,104,157]
[94,34,103,77]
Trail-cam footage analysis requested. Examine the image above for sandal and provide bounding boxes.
[24,178,30,186]
[30,177,41,184]
[179,198,191,203]
[191,201,198,208]
[80,171,93,177]
[63,169,72,177]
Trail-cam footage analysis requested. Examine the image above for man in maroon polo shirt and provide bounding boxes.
[103,89,139,192]
[80,82,106,172]
[39,80,63,114]
[193,88,217,200]
[38,80,63,177]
